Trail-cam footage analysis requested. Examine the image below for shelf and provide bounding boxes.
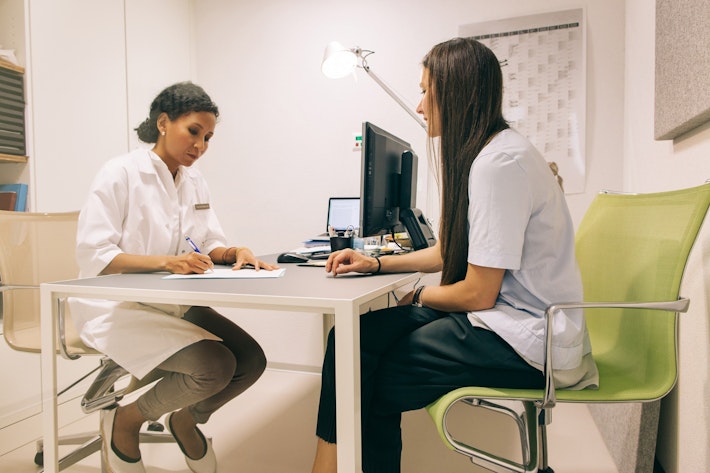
[0,154,27,163]
[0,59,26,160]
[0,58,24,74]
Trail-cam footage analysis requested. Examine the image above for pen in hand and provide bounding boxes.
[185,235,213,273]
[185,235,202,253]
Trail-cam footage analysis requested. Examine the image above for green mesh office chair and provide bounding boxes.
[426,183,710,473]
[0,210,174,470]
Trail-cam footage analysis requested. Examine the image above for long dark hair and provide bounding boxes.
[135,81,220,143]
[422,38,508,285]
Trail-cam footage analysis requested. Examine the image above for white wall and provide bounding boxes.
[624,1,710,472]
[14,0,627,247]
[167,3,710,470]
[124,0,196,152]
[1,0,629,371]
[8,0,709,470]
[0,0,200,455]
[5,0,629,458]
[184,0,627,380]
[191,0,626,256]
[25,0,196,212]
[26,0,128,211]
[29,0,710,470]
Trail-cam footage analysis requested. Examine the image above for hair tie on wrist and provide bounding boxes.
[374,256,381,274]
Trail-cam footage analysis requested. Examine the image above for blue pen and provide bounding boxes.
[185,235,202,253]
[185,235,214,273]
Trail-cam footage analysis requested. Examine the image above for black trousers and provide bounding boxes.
[315,305,544,473]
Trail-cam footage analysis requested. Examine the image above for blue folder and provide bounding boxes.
[0,183,28,211]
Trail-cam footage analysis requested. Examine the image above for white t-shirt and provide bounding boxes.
[466,129,598,389]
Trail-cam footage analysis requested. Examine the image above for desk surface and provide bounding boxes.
[40,255,420,473]
[48,256,419,312]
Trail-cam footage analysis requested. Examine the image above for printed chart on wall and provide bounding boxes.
[460,9,586,194]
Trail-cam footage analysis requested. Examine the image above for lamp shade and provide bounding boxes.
[321,41,357,79]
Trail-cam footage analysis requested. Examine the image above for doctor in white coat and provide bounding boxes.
[69,82,276,473]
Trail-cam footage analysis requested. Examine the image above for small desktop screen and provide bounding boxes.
[327,197,360,233]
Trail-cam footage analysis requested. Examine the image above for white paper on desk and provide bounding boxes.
[162,268,286,279]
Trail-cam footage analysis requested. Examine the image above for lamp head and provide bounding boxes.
[321,41,359,79]
[320,41,428,130]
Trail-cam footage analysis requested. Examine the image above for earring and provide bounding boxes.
[161,130,166,136]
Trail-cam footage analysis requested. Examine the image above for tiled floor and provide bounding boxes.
[0,368,618,472]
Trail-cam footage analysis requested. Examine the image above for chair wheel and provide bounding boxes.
[539,468,554,473]
[147,420,164,432]
[34,450,44,466]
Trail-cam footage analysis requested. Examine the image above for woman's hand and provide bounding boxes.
[169,252,214,274]
[326,249,379,276]
[397,290,416,306]
[233,247,279,271]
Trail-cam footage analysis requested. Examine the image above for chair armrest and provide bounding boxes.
[539,298,690,409]
[1,284,79,360]
[0,284,38,291]
[56,297,80,360]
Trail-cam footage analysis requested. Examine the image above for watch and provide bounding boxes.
[412,285,426,307]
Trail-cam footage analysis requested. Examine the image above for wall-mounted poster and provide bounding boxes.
[460,9,586,194]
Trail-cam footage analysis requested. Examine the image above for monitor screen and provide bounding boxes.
[359,122,418,238]
[327,197,360,233]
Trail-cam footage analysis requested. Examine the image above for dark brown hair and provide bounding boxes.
[135,81,220,143]
[422,38,508,285]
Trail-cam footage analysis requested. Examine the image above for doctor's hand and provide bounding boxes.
[326,249,379,277]
[233,247,279,271]
[170,252,214,274]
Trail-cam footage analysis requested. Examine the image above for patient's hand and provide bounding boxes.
[326,249,378,276]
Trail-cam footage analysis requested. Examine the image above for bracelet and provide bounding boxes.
[224,247,244,265]
[412,285,426,307]
[222,247,235,265]
[374,256,381,274]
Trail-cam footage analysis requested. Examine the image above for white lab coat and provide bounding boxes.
[68,148,228,379]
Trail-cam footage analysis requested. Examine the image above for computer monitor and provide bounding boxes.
[359,122,436,249]
[326,197,360,233]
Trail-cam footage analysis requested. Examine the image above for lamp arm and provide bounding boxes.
[361,66,427,130]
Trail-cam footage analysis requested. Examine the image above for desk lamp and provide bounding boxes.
[321,41,427,130]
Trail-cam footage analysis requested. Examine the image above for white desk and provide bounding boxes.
[40,256,419,473]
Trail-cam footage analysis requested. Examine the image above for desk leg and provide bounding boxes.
[40,286,59,473]
[333,301,362,473]
[322,312,334,350]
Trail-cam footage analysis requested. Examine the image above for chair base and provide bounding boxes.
[34,424,175,471]
[427,393,553,473]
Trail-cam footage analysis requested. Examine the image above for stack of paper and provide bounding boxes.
[163,268,286,279]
